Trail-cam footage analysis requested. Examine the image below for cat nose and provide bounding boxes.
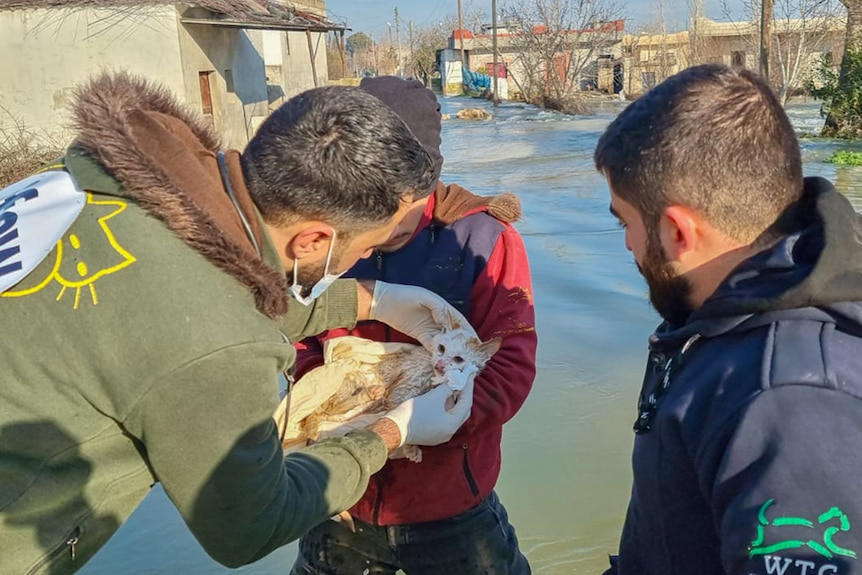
[434,360,447,374]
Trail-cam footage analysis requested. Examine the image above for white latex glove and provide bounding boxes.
[369,281,475,352]
[445,363,480,393]
[382,376,476,447]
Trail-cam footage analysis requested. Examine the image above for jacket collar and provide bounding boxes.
[68,72,289,318]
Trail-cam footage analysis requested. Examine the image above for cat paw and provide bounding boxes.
[402,444,423,463]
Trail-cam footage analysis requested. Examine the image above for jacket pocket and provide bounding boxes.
[27,526,81,575]
[461,443,480,496]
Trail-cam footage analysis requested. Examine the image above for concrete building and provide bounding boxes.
[622,30,690,95]
[439,20,625,99]
[0,0,343,148]
[623,17,845,97]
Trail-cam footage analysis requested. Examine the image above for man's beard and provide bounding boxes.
[638,233,695,326]
[293,250,343,298]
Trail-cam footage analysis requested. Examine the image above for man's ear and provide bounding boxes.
[289,224,335,260]
[661,205,701,263]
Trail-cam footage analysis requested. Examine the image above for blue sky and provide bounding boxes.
[325,0,456,36]
[323,0,734,38]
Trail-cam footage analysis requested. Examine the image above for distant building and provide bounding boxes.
[0,0,344,148]
[438,19,625,99]
[623,17,845,97]
[622,30,690,95]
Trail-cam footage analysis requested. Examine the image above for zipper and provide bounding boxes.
[461,443,480,496]
[635,335,701,434]
[27,526,81,575]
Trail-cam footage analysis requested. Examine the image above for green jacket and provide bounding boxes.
[0,75,387,574]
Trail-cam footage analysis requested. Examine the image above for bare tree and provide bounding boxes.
[501,0,626,111]
[641,0,679,84]
[0,107,64,188]
[771,0,844,103]
[408,16,464,86]
[720,0,845,104]
[687,0,706,64]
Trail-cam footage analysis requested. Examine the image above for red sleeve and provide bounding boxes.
[455,223,537,437]
[293,336,325,381]
[294,324,369,381]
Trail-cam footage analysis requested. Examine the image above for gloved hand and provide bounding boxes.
[382,376,476,447]
[369,281,475,351]
[444,363,480,392]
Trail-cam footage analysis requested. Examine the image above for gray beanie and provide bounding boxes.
[359,76,443,193]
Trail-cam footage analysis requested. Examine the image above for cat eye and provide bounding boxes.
[453,356,464,363]
[437,344,446,353]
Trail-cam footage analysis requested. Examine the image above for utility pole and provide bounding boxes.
[759,0,773,79]
[457,0,466,67]
[409,19,415,79]
[338,30,347,79]
[491,0,499,105]
[395,7,404,78]
[371,32,380,75]
[387,22,394,75]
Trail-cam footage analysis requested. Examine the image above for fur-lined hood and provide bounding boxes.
[69,72,290,318]
[432,181,522,227]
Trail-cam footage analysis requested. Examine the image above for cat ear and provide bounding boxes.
[443,308,463,332]
[477,337,502,359]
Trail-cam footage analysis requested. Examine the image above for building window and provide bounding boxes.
[642,71,656,90]
[731,51,745,68]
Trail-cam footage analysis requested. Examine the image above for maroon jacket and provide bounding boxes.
[294,182,537,525]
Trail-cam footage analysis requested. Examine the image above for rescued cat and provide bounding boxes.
[301,312,502,463]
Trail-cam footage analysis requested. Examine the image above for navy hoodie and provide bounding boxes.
[613,177,862,575]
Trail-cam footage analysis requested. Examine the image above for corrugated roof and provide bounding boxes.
[0,1,347,32]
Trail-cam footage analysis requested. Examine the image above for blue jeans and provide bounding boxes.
[290,491,531,575]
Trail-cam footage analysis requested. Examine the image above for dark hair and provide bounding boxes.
[594,64,803,243]
[241,85,436,235]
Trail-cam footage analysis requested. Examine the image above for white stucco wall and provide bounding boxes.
[281,30,329,100]
[177,20,270,147]
[0,6,185,145]
[260,30,328,110]
[439,49,464,95]
[263,29,283,66]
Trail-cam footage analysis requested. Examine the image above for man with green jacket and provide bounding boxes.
[0,72,476,574]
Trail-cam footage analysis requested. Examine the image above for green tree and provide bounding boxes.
[808,49,862,137]
[346,32,374,55]
[822,0,862,135]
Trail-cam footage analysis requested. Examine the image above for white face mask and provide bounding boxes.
[289,229,345,306]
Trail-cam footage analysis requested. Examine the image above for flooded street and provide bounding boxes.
[80,97,862,575]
